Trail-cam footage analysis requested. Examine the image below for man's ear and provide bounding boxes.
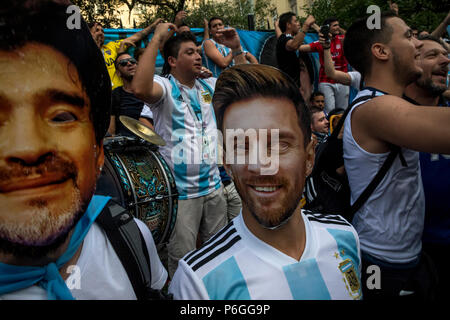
[305,138,316,177]
[371,42,390,62]
[168,56,177,69]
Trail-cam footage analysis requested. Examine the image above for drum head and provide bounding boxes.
[96,137,178,245]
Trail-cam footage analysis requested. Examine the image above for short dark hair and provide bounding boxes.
[114,51,132,68]
[87,21,98,30]
[278,12,296,33]
[208,17,224,30]
[343,11,398,77]
[310,91,324,101]
[418,34,447,49]
[161,31,197,76]
[0,0,111,143]
[309,106,324,116]
[213,64,311,147]
[323,17,338,26]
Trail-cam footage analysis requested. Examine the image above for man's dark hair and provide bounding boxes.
[87,21,98,30]
[344,11,398,77]
[323,17,338,26]
[310,91,324,101]
[161,31,197,76]
[309,106,324,116]
[208,16,224,30]
[278,12,296,33]
[418,34,447,48]
[0,0,111,143]
[115,51,132,68]
[213,64,311,147]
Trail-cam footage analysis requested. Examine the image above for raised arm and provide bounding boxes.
[215,28,247,65]
[321,34,352,85]
[274,19,282,38]
[158,11,187,56]
[431,11,450,38]
[132,22,177,104]
[352,95,450,154]
[203,38,234,68]
[126,18,163,46]
[285,15,315,51]
[203,18,210,41]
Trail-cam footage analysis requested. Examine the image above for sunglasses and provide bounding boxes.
[118,57,137,67]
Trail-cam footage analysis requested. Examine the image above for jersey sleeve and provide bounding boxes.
[148,75,168,109]
[168,259,211,300]
[140,104,153,119]
[134,218,168,290]
[104,40,123,59]
[349,71,362,90]
[309,41,322,52]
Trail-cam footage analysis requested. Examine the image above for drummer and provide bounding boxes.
[132,25,251,278]
[108,52,154,136]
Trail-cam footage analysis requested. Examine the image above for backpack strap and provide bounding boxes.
[330,91,377,139]
[349,146,402,215]
[331,91,407,217]
[96,201,152,300]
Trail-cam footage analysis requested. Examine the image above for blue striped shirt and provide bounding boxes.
[169,210,362,300]
[141,75,221,200]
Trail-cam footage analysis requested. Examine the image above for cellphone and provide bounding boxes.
[320,24,330,41]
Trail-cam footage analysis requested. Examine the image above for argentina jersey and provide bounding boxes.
[149,75,221,200]
[169,210,362,300]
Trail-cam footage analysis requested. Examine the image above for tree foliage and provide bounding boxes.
[72,0,123,28]
[73,0,276,30]
[134,0,275,30]
[303,0,449,33]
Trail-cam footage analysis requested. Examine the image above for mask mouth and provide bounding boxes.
[249,185,282,193]
[432,70,447,77]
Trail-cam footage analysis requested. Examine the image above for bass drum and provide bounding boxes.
[96,136,178,246]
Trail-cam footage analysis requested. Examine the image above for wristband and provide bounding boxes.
[232,49,243,57]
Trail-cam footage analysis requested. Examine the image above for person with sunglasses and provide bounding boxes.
[108,52,154,136]
[89,18,163,90]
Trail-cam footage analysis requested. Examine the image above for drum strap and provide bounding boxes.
[96,201,172,300]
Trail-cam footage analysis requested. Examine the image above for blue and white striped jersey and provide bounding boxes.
[169,210,362,300]
[142,75,221,200]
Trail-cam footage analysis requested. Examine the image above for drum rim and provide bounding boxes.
[148,150,177,244]
[103,144,178,245]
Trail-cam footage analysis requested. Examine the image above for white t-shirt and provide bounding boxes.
[343,88,425,264]
[0,219,167,300]
[348,71,362,90]
[169,210,362,300]
[140,103,153,120]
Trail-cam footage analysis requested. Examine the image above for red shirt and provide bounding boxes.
[309,34,348,84]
